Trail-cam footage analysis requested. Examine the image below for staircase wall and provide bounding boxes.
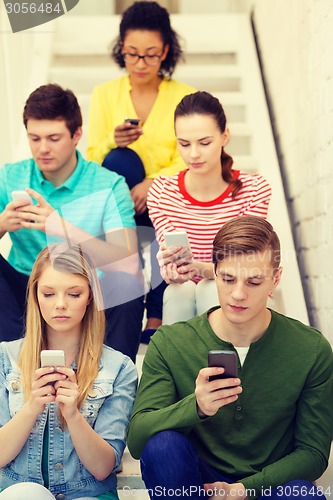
[253,0,333,345]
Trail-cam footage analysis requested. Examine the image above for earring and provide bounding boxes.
[268,291,274,299]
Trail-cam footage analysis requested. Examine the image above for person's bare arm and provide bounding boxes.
[16,189,140,274]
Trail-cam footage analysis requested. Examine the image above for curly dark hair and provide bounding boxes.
[175,91,243,198]
[111,1,183,78]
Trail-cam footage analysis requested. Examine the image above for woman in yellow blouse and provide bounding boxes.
[87,1,195,339]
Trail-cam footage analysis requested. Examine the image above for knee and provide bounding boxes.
[163,282,196,324]
[0,482,54,499]
[102,272,145,307]
[141,431,192,465]
[102,148,145,187]
[195,279,219,315]
[163,281,196,305]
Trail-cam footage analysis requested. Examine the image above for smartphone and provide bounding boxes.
[40,350,66,368]
[164,231,192,251]
[208,350,238,382]
[164,231,193,263]
[124,118,140,126]
[12,190,33,204]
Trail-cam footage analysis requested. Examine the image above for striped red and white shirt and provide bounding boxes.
[147,169,272,282]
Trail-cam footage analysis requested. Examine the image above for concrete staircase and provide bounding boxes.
[41,10,317,494]
[50,12,308,325]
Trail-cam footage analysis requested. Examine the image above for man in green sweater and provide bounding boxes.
[127,216,333,500]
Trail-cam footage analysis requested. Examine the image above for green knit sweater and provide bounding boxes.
[127,308,333,496]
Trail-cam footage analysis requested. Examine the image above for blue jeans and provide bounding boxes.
[0,255,144,362]
[140,431,326,500]
[103,148,167,320]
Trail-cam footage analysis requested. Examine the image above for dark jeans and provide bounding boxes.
[141,431,326,500]
[0,255,144,362]
[102,147,167,320]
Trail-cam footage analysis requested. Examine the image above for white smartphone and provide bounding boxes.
[164,231,193,262]
[12,190,33,205]
[40,350,66,368]
[164,231,191,250]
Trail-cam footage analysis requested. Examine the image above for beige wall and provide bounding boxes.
[115,0,179,13]
[253,0,333,342]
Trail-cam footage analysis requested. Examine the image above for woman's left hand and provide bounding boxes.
[54,367,79,421]
[130,179,154,215]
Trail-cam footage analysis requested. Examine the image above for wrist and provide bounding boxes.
[64,408,82,425]
[142,178,154,188]
[196,261,214,280]
[196,403,208,419]
[23,401,42,421]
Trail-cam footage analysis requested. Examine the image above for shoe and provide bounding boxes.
[141,328,156,344]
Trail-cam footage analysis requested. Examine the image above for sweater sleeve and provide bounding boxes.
[86,86,117,164]
[241,336,333,497]
[127,336,202,459]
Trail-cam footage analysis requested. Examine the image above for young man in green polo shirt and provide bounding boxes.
[0,83,144,361]
[127,215,333,499]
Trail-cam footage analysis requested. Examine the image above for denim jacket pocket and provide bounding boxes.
[5,371,24,417]
[80,379,114,425]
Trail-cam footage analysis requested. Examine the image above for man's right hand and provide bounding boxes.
[195,367,242,417]
[0,199,31,235]
[114,122,143,148]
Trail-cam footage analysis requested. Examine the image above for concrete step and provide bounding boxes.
[49,10,310,328]
[53,14,245,57]
[48,63,242,94]
[116,345,147,494]
[76,92,248,131]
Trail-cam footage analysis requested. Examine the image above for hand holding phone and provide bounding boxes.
[41,349,66,368]
[115,119,142,147]
[41,350,66,386]
[208,350,238,382]
[12,190,33,205]
[164,231,193,264]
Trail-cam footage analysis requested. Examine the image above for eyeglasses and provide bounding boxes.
[122,53,162,67]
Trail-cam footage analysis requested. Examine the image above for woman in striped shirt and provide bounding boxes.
[147,91,272,327]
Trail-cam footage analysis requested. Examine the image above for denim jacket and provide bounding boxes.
[0,339,137,499]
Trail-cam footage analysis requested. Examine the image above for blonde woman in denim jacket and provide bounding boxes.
[0,244,137,500]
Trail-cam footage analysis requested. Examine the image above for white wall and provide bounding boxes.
[179,0,252,13]
[68,0,115,15]
[0,3,54,164]
[0,6,31,164]
[253,0,333,344]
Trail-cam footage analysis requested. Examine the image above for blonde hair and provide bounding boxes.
[18,243,105,410]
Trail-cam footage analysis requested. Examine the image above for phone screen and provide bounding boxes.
[125,118,140,126]
[208,350,238,381]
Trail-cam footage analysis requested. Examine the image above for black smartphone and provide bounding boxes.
[208,350,238,381]
[124,118,140,126]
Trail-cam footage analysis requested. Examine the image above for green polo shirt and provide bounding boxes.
[0,151,135,275]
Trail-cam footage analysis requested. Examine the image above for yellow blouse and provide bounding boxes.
[87,75,195,178]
